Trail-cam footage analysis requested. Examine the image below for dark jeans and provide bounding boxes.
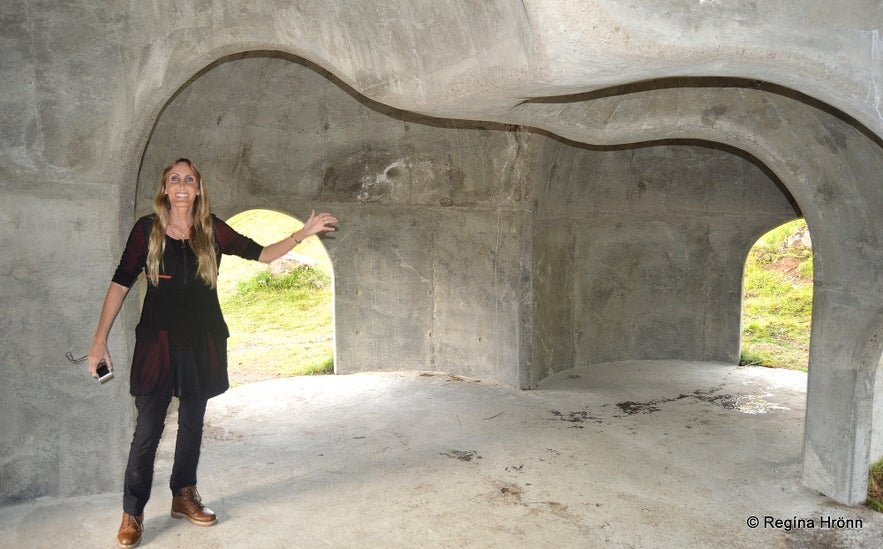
[123,394,208,515]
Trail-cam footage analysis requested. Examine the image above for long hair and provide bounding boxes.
[145,158,219,288]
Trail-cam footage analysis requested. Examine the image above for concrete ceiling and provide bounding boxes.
[2,0,882,510]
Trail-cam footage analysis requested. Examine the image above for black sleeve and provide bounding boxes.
[213,215,264,261]
[111,216,152,288]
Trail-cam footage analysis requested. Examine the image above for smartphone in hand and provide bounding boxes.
[96,359,114,384]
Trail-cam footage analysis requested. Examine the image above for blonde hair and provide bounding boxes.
[146,158,219,288]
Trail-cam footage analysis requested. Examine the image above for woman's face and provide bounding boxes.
[164,162,199,210]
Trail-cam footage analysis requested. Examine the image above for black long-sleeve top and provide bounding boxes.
[112,214,263,398]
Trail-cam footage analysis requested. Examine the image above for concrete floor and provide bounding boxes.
[2,360,882,548]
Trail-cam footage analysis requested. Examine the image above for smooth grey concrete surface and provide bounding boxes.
[532,142,796,380]
[1,0,882,510]
[136,56,797,389]
[2,362,882,549]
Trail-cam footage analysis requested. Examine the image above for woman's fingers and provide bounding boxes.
[305,212,337,235]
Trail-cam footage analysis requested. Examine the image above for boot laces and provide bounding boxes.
[124,513,142,528]
[181,486,203,503]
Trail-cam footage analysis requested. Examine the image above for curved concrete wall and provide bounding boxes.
[138,55,536,387]
[504,85,883,503]
[1,0,880,506]
[532,142,797,380]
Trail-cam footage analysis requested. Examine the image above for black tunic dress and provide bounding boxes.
[112,214,263,399]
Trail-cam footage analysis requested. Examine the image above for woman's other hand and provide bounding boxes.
[87,342,113,379]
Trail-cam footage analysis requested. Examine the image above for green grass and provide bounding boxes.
[221,212,813,381]
[868,457,883,512]
[219,209,334,387]
[739,219,813,371]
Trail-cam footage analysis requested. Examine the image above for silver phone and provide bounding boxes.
[96,359,114,384]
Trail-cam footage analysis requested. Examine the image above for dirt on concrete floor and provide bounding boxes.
[1,360,882,548]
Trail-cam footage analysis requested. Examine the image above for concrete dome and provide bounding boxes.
[1,0,881,508]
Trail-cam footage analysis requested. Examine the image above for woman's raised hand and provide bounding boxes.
[301,210,337,238]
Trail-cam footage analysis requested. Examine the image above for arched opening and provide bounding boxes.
[218,208,335,386]
[740,218,813,371]
[870,350,883,511]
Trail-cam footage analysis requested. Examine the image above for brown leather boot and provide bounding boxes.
[171,485,218,526]
[117,512,143,549]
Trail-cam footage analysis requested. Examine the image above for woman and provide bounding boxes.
[88,158,337,548]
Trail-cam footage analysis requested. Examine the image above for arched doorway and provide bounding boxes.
[219,208,335,386]
[740,218,813,371]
